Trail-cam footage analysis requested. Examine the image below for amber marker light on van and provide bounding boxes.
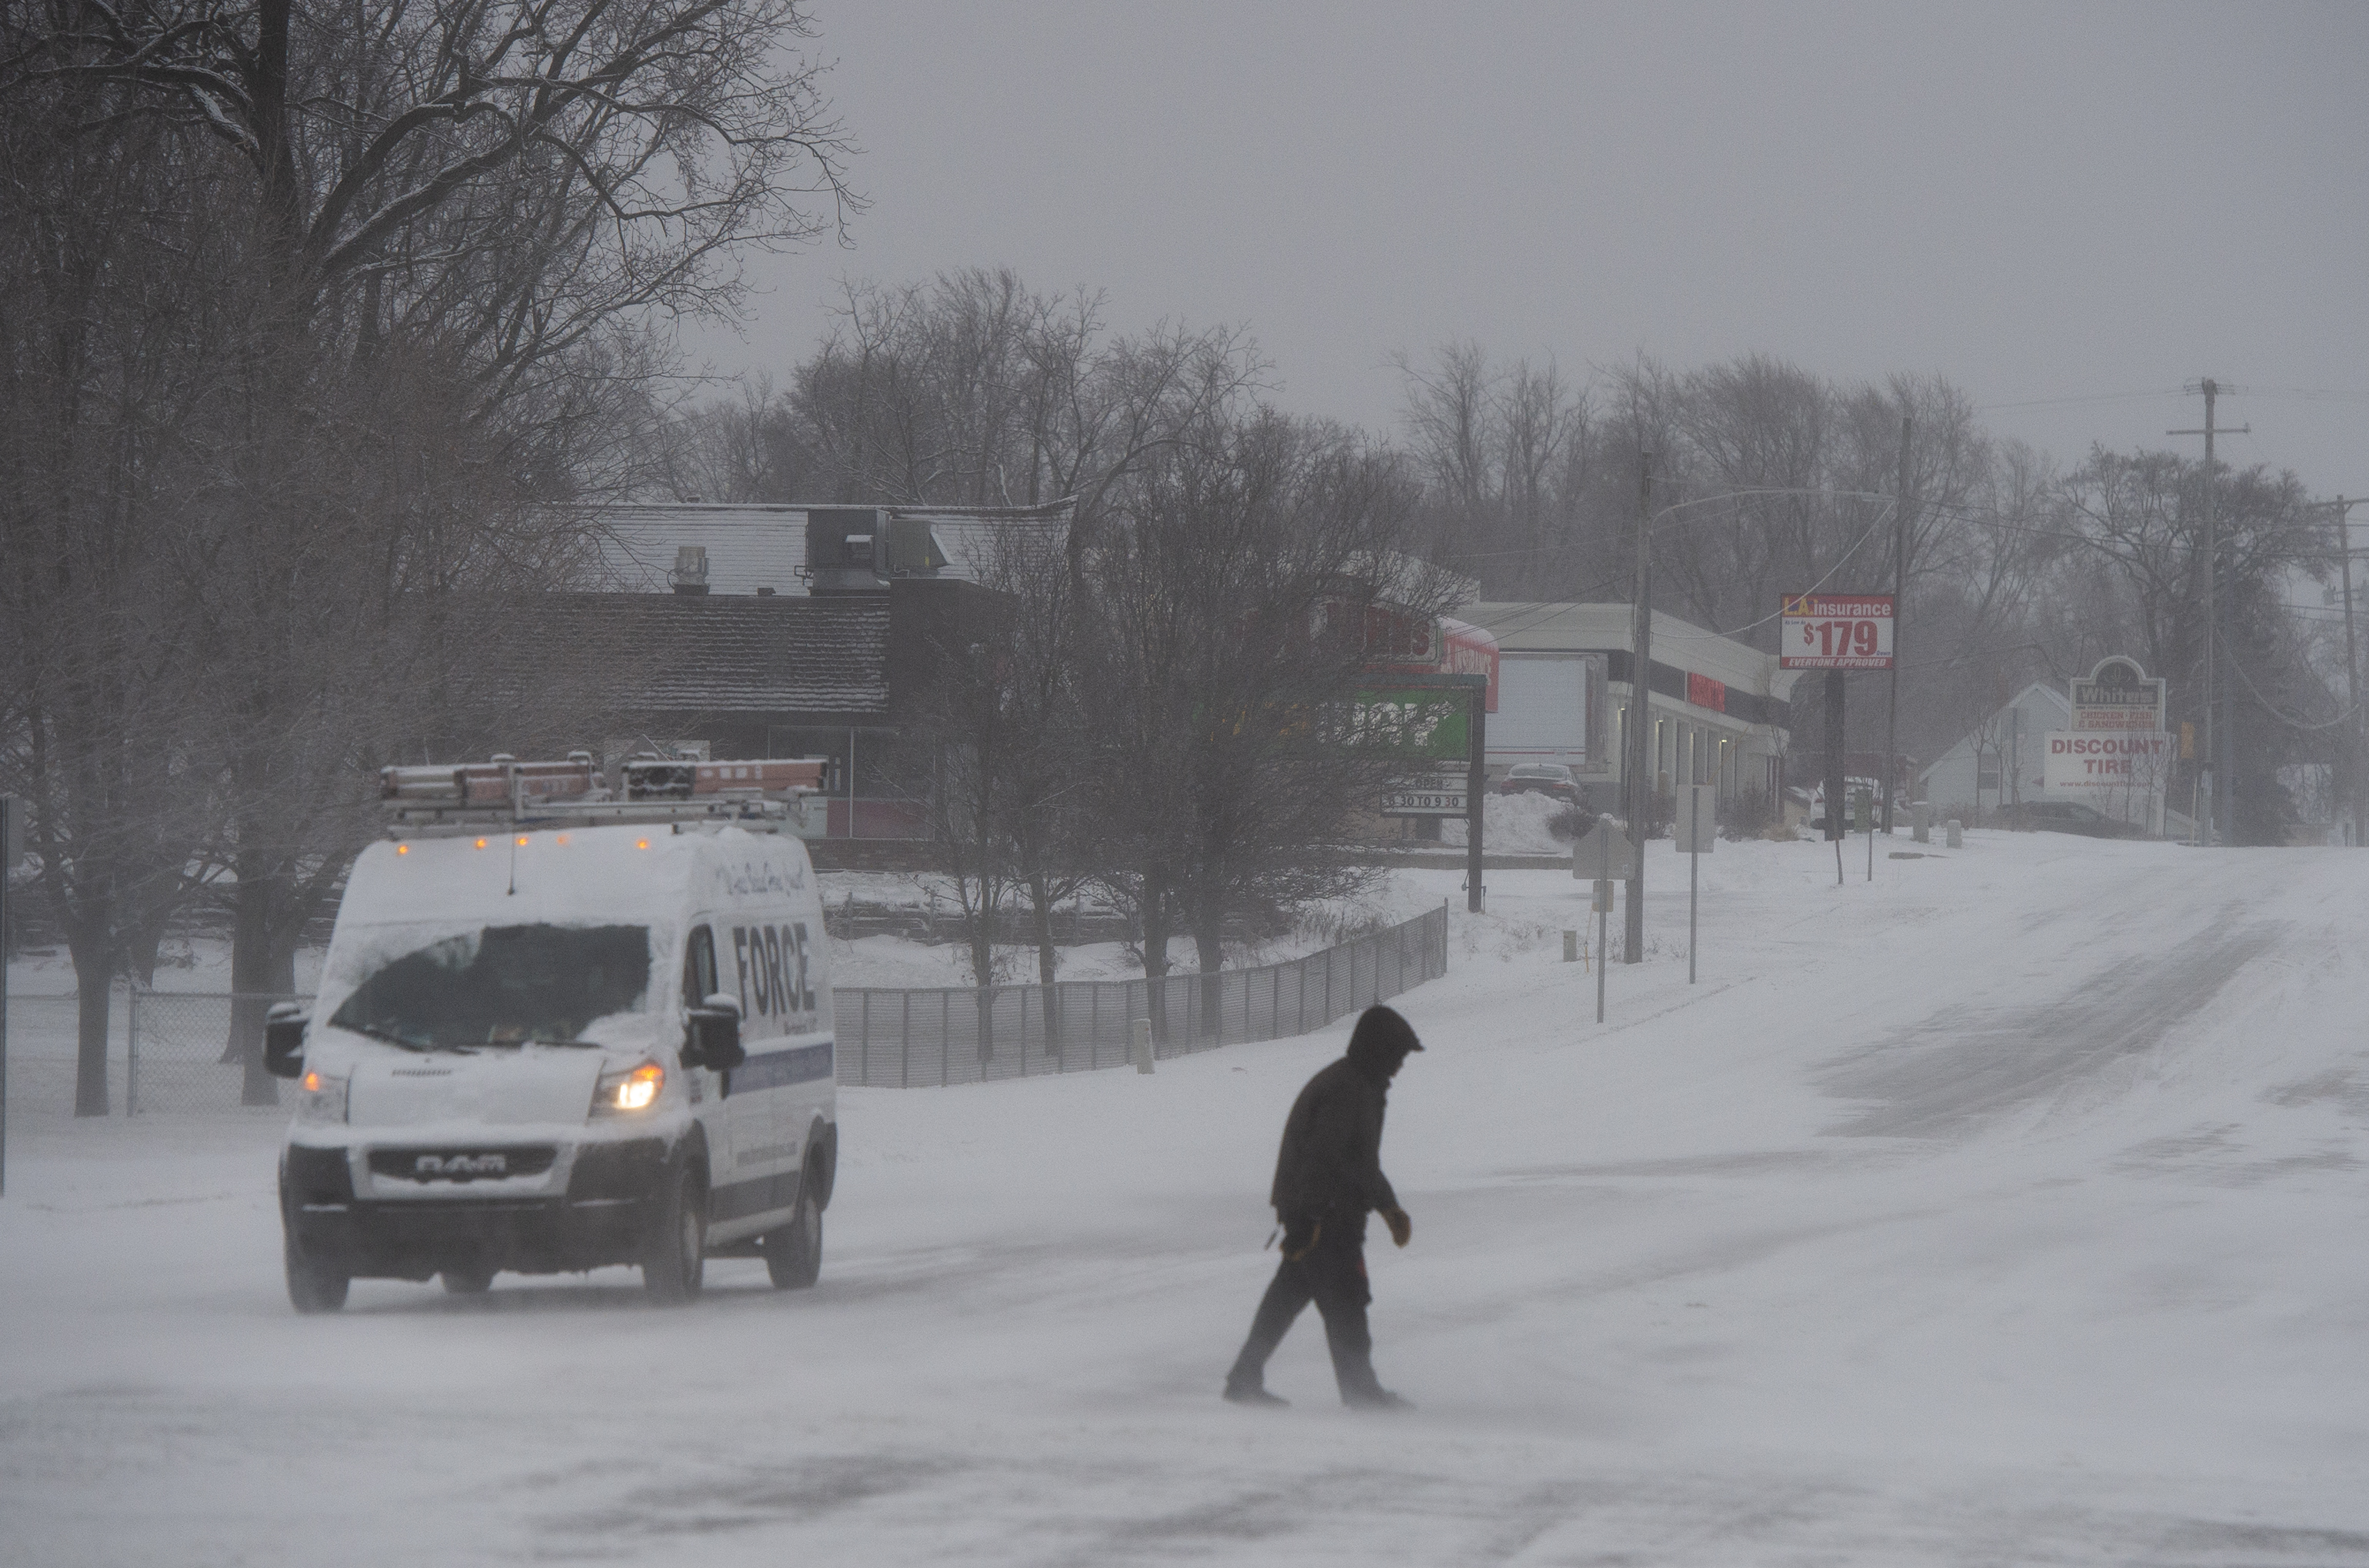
[475,837,488,849]
[302,1070,323,1092]
[635,838,650,850]
[516,835,529,847]
[395,844,408,855]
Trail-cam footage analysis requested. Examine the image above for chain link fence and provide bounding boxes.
[834,903,1450,1087]
[5,903,1450,1114]
[125,990,308,1114]
[2,993,122,1117]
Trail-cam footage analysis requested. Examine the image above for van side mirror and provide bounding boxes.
[685,994,745,1073]
[264,1003,308,1079]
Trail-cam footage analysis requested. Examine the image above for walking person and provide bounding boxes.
[1223,1004,1421,1410]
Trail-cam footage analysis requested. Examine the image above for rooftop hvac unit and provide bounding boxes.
[805,508,948,594]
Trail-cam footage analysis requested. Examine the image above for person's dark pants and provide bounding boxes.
[1225,1211,1385,1403]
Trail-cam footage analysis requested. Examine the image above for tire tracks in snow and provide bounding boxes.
[1818,914,2287,1140]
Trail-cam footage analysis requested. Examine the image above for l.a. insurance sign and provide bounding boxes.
[1779,594,1894,670]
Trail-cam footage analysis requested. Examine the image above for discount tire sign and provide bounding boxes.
[1780,594,1894,670]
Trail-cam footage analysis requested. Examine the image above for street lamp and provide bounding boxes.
[1622,473,1901,964]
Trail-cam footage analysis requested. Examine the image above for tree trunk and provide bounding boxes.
[66,926,112,1117]
[1028,870,1060,1060]
[1140,867,1170,1042]
[1193,901,1224,1044]
[227,861,282,1106]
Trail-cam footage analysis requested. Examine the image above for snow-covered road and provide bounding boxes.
[6,833,2368,1566]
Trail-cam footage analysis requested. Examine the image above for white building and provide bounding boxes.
[1917,682,2069,821]
[1919,682,2190,835]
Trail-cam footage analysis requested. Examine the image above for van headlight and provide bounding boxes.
[298,1069,348,1124]
[592,1060,665,1116]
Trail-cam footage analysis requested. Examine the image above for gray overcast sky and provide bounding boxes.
[687,1,2369,500]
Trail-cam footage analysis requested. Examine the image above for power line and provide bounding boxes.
[1974,388,2186,411]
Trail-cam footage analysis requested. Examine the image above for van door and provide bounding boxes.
[681,924,735,1177]
[713,917,803,1233]
[778,909,833,1174]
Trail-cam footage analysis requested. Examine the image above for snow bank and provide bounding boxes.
[1438,787,1578,854]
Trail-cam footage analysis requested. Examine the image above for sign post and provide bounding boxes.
[1359,674,1490,912]
[1674,784,1714,984]
[0,794,19,1197]
[1573,819,1638,1021]
[1782,593,1894,888]
[1857,787,1874,881]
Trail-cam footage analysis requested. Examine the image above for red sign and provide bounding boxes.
[1780,593,1894,670]
[1441,618,1500,712]
[1686,673,1726,712]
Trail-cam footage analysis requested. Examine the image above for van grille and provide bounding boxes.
[368,1146,557,1183]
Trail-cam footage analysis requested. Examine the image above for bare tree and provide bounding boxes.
[1084,408,1454,1037]
[0,78,230,1110]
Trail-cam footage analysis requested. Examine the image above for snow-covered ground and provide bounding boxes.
[5,831,2368,1565]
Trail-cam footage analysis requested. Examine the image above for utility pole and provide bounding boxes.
[2309,497,2364,844]
[2170,381,2247,844]
[2341,501,2363,846]
[1624,452,1653,964]
[1882,412,1911,833]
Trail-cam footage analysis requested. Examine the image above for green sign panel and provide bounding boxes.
[1349,691,1471,760]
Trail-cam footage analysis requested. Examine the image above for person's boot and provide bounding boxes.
[1223,1378,1289,1407]
[1343,1387,1414,1411]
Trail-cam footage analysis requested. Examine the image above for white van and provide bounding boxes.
[268,756,838,1311]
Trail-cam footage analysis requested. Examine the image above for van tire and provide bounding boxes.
[285,1230,349,1314]
[641,1157,707,1304]
[762,1181,823,1290]
[441,1267,495,1295]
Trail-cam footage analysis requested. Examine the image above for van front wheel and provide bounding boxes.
[285,1230,349,1314]
[763,1183,823,1290]
[641,1160,707,1304]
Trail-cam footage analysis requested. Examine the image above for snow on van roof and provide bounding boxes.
[338,823,812,935]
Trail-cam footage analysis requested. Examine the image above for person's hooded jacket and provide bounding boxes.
[1268,1006,1421,1220]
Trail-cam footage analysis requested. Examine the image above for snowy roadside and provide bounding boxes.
[5,831,2368,1566]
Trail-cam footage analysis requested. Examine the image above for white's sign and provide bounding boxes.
[1780,594,1894,670]
[2044,731,2173,790]
[2070,656,2167,732]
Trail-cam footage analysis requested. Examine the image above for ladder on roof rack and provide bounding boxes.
[378,754,831,838]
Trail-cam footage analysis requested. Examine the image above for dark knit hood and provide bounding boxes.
[1344,1004,1422,1083]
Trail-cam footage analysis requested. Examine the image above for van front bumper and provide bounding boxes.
[282,1137,670,1280]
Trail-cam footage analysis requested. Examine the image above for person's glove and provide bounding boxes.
[1383,1207,1412,1248]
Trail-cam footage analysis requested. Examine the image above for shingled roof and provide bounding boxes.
[521,593,892,722]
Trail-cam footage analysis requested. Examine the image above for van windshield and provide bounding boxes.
[328,924,652,1051]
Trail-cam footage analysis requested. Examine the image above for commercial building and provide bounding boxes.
[1457,604,1798,816]
[514,502,1058,837]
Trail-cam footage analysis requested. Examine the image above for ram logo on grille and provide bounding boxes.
[415,1152,507,1177]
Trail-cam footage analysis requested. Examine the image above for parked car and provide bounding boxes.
[1997,800,2146,839]
[1497,763,1580,803]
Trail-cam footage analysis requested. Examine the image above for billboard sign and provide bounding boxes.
[2070,656,2166,732]
[1489,654,1594,771]
[2044,731,2174,790]
[1780,594,1894,670]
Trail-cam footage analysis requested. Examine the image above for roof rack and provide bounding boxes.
[380,753,831,838]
